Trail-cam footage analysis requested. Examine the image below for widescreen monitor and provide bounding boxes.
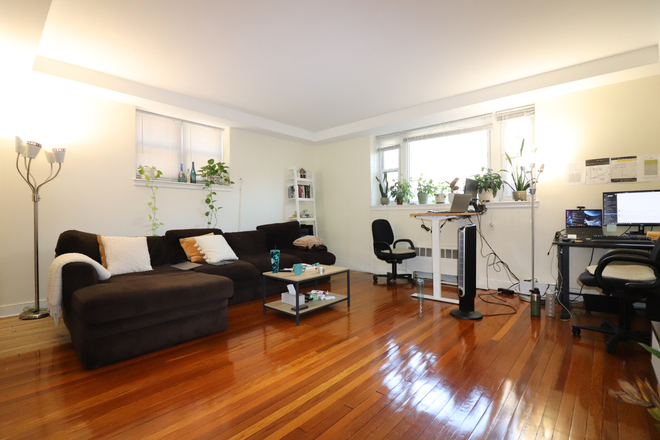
[603,189,660,234]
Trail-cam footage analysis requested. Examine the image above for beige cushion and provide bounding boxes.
[180,233,213,263]
[293,235,325,249]
[587,264,656,281]
[194,234,238,264]
[382,248,415,255]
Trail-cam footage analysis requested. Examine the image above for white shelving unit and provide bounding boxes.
[286,167,317,235]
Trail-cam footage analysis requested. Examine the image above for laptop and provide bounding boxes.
[566,209,603,240]
[447,193,473,213]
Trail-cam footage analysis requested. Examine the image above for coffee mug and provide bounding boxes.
[293,263,306,276]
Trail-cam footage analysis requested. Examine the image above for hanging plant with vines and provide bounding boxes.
[137,165,164,235]
[199,159,234,228]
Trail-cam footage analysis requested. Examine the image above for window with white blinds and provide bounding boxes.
[135,111,224,181]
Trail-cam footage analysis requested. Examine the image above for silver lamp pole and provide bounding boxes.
[528,163,544,294]
[15,137,66,320]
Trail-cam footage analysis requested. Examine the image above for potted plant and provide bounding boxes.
[199,159,234,228]
[391,178,413,205]
[375,173,390,205]
[473,168,504,202]
[446,178,460,203]
[505,139,531,201]
[434,182,449,203]
[416,174,438,205]
[137,165,164,235]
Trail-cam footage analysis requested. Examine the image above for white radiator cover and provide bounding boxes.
[407,246,457,275]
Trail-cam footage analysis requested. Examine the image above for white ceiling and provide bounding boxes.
[28,0,660,141]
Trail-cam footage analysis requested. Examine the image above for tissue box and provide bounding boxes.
[281,293,306,306]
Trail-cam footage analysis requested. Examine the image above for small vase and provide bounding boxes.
[448,193,455,203]
[380,197,389,205]
[513,191,528,201]
[396,198,403,205]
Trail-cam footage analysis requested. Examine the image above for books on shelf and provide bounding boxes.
[288,185,312,199]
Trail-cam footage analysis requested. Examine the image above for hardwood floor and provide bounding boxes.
[1,271,658,439]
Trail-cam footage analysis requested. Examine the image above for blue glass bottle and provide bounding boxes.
[177,163,186,182]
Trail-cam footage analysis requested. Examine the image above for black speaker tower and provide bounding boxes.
[451,224,483,320]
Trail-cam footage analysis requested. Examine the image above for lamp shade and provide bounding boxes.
[44,148,66,164]
[15,137,27,155]
[25,141,42,159]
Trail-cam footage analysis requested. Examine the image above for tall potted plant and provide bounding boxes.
[505,139,531,201]
[473,168,504,202]
[199,159,234,228]
[391,178,413,205]
[416,174,438,205]
[375,173,390,205]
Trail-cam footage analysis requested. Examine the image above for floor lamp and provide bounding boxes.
[15,137,66,320]
[528,163,544,295]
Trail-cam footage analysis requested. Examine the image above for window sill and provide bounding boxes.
[371,200,539,211]
[133,179,232,191]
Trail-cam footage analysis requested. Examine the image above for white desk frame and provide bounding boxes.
[410,212,482,304]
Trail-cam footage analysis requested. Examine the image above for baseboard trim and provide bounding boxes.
[0,300,49,319]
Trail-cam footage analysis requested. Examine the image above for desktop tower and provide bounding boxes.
[451,224,483,320]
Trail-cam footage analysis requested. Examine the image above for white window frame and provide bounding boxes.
[135,110,225,186]
[374,106,535,204]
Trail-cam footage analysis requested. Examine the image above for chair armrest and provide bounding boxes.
[61,262,100,312]
[594,255,660,293]
[393,239,414,249]
[599,248,651,262]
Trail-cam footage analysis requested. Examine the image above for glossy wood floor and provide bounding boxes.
[1,271,658,439]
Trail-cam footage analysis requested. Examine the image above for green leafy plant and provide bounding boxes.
[505,139,532,192]
[199,159,234,228]
[446,178,459,193]
[473,167,505,196]
[435,182,449,196]
[137,165,164,235]
[376,173,390,198]
[416,174,439,195]
[609,343,660,431]
[391,178,413,204]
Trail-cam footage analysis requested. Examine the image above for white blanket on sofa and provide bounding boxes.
[47,253,111,325]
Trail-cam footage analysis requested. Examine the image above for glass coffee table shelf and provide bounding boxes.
[262,266,350,325]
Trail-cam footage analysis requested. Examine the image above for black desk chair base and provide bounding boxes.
[572,322,650,354]
[372,270,415,286]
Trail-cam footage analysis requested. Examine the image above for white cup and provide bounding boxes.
[317,267,326,274]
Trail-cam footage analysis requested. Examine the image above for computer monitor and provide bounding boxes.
[603,189,660,234]
[464,178,478,198]
[566,209,603,228]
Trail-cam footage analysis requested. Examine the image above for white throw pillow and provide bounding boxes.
[194,234,238,264]
[100,236,152,276]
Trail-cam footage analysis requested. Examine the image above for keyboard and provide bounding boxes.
[590,235,653,243]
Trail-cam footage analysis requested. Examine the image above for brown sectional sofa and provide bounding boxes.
[55,221,335,368]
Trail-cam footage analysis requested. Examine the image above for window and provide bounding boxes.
[375,106,535,203]
[135,111,224,181]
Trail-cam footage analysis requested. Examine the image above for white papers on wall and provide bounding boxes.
[610,156,637,183]
[585,158,610,184]
[564,154,660,185]
[639,155,660,181]
[564,162,585,185]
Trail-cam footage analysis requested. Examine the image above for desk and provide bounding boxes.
[554,240,655,319]
[410,212,482,304]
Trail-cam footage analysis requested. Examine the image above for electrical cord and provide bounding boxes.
[478,290,518,317]
[471,216,521,290]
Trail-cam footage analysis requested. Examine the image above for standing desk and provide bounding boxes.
[410,211,483,304]
[553,239,655,319]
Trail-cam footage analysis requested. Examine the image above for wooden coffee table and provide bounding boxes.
[262,265,350,325]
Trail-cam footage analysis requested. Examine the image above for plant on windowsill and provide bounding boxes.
[137,165,164,235]
[375,172,390,205]
[391,178,413,205]
[434,182,449,204]
[505,139,531,201]
[472,168,504,202]
[446,178,460,203]
[200,159,234,228]
[416,174,439,205]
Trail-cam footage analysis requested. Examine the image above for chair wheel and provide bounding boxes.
[572,327,581,336]
[373,275,378,282]
[606,344,616,354]
[386,279,394,286]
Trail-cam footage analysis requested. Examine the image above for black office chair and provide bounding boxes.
[372,219,417,285]
[572,239,660,354]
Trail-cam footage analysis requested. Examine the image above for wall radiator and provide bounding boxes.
[407,245,458,278]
